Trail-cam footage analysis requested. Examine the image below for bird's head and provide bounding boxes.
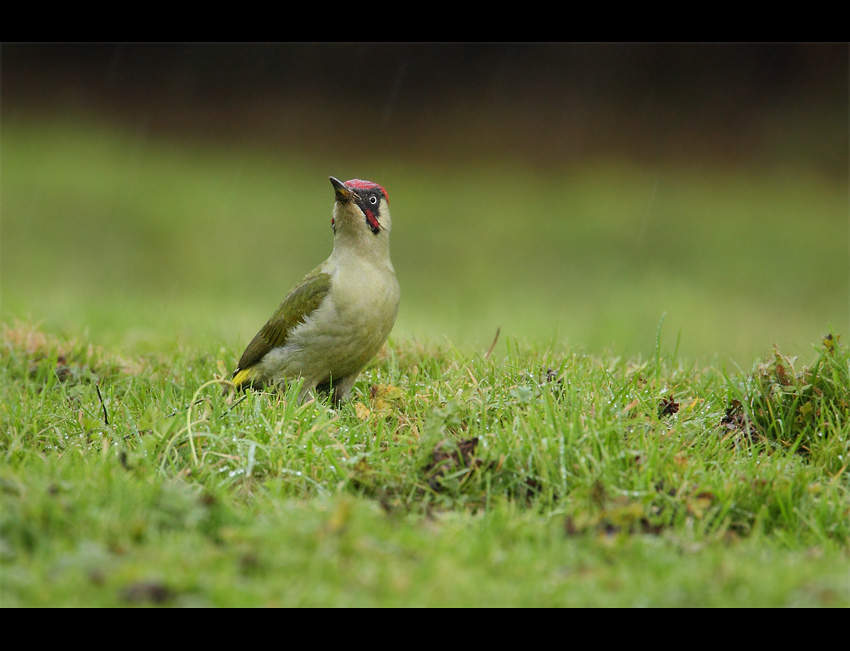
[329,176,392,239]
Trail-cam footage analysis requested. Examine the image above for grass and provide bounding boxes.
[1,322,849,606]
[1,116,849,606]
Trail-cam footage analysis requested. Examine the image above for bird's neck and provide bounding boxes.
[331,229,393,270]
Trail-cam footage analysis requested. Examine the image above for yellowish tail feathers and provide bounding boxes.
[231,367,256,389]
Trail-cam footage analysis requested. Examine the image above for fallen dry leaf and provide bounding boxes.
[354,402,371,421]
[658,396,680,416]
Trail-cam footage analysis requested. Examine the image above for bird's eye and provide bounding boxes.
[368,195,379,205]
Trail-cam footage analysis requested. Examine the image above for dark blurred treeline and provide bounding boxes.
[3,43,847,170]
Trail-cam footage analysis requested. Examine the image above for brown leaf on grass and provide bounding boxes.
[658,396,680,416]
[370,384,403,401]
[423,437,481,490]
[541,367,566,392]
[720,399,757,442]
[434,437,479,469]
[763,347,799,386]
[120,580,175,605]
[721,399,744,427]
[564,502,664,538]
[823,333,839,354]
[523,477,543,497]
[774,362,793,386]
[354,402,371,420]
[357,384,403,419]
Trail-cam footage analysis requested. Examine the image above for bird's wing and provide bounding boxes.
[234,269,333,374]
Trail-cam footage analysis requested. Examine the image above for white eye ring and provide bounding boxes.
[368,195,379,205]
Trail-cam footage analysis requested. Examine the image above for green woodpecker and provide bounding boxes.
[231,176,400,403]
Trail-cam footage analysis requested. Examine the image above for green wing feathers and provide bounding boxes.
[232,270,332,386]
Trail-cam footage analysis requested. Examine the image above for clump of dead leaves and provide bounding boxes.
[354,383,404,420]
[564,480,719,540]
[721,334,849,453]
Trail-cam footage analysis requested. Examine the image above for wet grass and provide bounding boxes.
[1,117,849,606]
[1,323,848,606]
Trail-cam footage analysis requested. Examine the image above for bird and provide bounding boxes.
[230,176,400,404]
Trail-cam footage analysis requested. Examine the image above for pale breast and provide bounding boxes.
[261,258,399,385]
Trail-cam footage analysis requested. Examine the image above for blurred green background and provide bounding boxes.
[2,43,847,365]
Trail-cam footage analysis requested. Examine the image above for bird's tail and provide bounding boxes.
[231,366,257,390]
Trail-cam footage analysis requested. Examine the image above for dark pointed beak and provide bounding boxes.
[330,176,351,203]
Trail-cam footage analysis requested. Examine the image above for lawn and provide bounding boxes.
[1,116,848,606]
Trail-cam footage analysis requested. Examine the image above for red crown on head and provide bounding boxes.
[345,179,389,204]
